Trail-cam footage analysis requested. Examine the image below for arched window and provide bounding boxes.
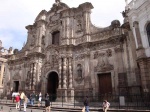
[52,31,60,45]
[146,23,150,46]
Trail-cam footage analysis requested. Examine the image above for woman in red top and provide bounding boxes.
[15,95,20,109]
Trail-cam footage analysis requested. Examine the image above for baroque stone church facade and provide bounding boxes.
[3,1,142,100]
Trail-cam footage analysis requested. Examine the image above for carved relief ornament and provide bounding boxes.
[114,46,124,53]
[95,56,114,72]
[13,74,21,80]
[75,52,90,61]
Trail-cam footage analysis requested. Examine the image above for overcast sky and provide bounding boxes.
[0,0,131,50]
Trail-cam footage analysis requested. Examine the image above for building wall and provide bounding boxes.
[127,0,150,92]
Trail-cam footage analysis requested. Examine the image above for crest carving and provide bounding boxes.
[95,56,114,72]
[13,74,21,80]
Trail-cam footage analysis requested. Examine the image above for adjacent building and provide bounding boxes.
[0,40,13,94]
[126,0,150,93]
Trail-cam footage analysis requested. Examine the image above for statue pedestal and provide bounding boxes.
[67,88,74,102]
[56,88,74,102]
[56,88,67,102]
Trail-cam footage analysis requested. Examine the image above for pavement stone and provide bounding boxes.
[0,105,47,112]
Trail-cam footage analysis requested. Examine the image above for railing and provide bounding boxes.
[0,93,150,110]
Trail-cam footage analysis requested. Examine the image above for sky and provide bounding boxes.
[0,0,131,50]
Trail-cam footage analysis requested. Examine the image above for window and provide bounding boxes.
[146,23,150,46]
[52,31,60,45]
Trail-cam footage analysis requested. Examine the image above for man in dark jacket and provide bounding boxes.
[84,96,89,112]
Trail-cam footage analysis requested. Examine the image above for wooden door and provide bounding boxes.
[98,73,112,94]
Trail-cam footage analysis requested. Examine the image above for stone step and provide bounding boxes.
[1,103,150,112]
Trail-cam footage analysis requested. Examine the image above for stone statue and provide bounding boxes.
[55,0,61,6]
[122,11,127,18]
[77,64,82,78]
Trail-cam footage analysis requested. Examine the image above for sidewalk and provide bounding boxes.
[0,105,44,112]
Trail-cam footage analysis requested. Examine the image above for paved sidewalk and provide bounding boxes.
[0,105,47,112]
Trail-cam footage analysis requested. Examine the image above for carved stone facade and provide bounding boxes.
[2,1,142,100]
[0,40,13,94]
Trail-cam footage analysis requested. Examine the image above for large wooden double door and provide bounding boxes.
[98,73,112,94]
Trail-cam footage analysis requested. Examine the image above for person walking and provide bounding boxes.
[23,95,28,112]
[15,95,20,109]
[45,93,51,112]
[83,96,89,112]
[38,92,42,106]
[20,91,25,106]
[102,100,110,112]
[30,92,35,106]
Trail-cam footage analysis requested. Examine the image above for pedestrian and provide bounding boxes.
[102,100,110,112]
[30,92,35,106]
[45,93,51,112]
[15,95,20,109]
[23,95,28,112]
[83,96,89,112]
[38,92,42,106]
[20,91,25,106]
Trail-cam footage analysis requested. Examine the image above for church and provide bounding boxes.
[2,0,149,101]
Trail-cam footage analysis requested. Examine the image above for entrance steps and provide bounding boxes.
[0,102,150,112]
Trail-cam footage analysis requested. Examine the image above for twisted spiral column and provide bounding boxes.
[58,57,62,89]
[68,57,73,88]
[62,57,67,88]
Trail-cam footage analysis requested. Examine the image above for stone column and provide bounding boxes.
[68,56,73,88]
[30,63,36,91]
[58,57,62,89]
[67,56,74,102]
[62,57,67,88]
[0,63,5,87]
[0,63,5,93]
[32,63,36,91]
[29,64,32,90]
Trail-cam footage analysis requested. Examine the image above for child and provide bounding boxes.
[15,95,20,109]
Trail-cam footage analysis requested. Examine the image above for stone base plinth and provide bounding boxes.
[56,88,67,102]
[67,88,74,102]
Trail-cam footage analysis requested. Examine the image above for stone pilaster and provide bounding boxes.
[138,58,150,92]
[133,21,143,48]
[133,21,146,59]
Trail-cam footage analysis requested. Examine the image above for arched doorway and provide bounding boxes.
[47,71,59,101]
